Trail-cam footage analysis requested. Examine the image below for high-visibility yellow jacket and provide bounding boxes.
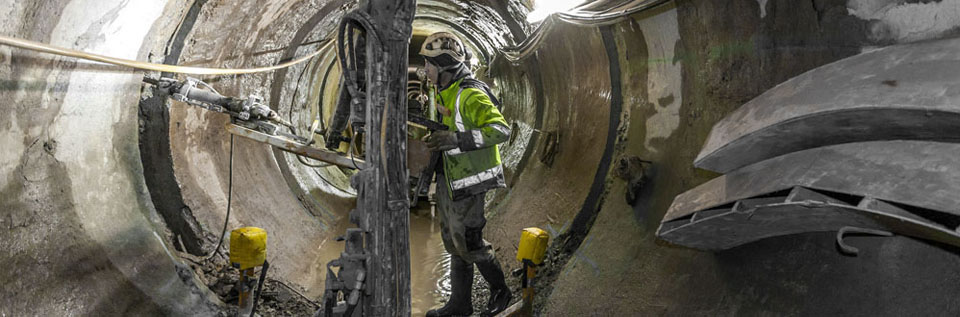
[437,77,510,200]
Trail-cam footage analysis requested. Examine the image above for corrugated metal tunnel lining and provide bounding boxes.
[6,0,960,315]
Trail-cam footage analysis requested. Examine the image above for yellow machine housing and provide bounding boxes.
[229,227,267,270]
[516,227,549,265]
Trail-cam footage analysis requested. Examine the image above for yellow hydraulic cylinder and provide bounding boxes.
[229,227,267,270]
[516,227,549,265]
[510,227,550,317]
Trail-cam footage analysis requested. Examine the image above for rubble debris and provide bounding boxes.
[614,155,650,205]
[185,255,319,316]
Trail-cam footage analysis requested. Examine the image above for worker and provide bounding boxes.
[420,31,512,317]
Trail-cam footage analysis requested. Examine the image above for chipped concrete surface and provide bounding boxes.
[636,6,682,154]
[1,0,220,315]
[757,0,769,18]
[848,0,960,42]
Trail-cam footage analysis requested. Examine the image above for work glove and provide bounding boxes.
[425,130,459,152]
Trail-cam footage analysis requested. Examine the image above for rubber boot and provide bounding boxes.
[427,256,474,317]
[476,257,512,316]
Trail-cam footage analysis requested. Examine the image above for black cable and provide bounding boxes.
[337,11,382,103]
[285,53,333,169]
[275,48,350,189]
[268,278,321,308]
[193,137,322,312]
[250,260,269,317]
[335,10,385,172]
[317,59,337,132]
[339,20,360,98]
[205,134,235,262]
[286,53,315,129]
[348,131,362,170]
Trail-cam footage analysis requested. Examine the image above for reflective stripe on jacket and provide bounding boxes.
[437,77,510,200]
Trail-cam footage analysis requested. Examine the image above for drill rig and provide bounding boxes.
[142,76,363,168]
[143,0,416,316]
[317,1,417,315]
[145,0,417,315]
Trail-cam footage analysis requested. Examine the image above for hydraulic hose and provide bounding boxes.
[204,134,235,262]
[500,0,671,62]
[557,0,672,25]
[325,10,385,152]
[337,10,383,100]
[501,17,554,62]
[249,260,270,317]
[0,34,330,75]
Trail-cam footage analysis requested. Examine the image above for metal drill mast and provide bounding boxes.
[361,0,415,314]
[320,0,416,316]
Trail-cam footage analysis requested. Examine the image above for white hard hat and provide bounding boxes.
[420,32,467,63]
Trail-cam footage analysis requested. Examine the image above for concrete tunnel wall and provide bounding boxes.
[540,0,960,315]
[4,0,960,315]
[163,0,355,299]
[1,0,221,314]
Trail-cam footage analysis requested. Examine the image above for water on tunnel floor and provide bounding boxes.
[408,208,452,315]
[311,202,450,315]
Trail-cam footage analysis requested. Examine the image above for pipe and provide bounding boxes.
[0,34,329,75]
[557,0,672,25]
[499,0,671,62]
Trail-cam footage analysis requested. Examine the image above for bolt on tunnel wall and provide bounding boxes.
[4,0,960,316]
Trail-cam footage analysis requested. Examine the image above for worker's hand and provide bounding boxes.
[425,130,459,152]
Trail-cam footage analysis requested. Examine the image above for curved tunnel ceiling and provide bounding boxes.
[6,0,960,315]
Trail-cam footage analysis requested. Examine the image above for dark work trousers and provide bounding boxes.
[436,172,497,264]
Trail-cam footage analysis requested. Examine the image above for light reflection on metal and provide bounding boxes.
[225,123,363,169]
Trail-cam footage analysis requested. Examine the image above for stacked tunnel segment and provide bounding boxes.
[659,36,960,252]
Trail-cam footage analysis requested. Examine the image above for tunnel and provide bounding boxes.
[5,0,960,315]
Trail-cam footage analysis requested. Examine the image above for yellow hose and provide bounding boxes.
[0,34,330,75]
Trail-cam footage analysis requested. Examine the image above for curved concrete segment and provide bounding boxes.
[0,0,225,315]
[695,37,960,173]
[669,141,960,222]
[658,186,960,251]
[661,140,960,250]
